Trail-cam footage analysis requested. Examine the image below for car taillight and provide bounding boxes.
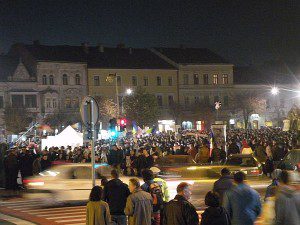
[23,179,45,186]
[250,169,261,175]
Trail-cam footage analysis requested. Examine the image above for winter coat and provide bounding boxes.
[103,178,130,215]
[228,143,240,155]
[255,145,267,162]
[108,149,124,166]
[213,175,233,204]
[223,183,261,225]
[32,158,41,175]
[86,201,111,225]
[18,153,34,178]
[201,206,231,225]
[195,146,210,163]
[162,195,199,225]
[124,188,153,225]
[275,185,300,225]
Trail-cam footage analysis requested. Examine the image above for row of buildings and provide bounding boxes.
[0,41,299,132]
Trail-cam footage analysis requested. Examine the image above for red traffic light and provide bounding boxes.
[120,118,126,125]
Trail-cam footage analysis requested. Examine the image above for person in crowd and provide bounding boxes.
[275,170,300,225]
[86,185,111,225]
[18,147,34,183]
[227,139,240,156]
[135,149,147,176]
[265,169,282,200]
[254,141,267,162]
[213,168,233,204]
[223,171,261,225]
[108,145,124,172]
[150,167,170,202]
[201,191,231,225]
[264,145,274,177]
[32,154,42,175]
[3,148,19,190]
[241,140,253,154]
[141,169,164,225]
[100,177,108,189]
[195,141,210,163]
[103,170,130,225]
[124,178,153,225]
[41,154,51,171]
[143,149,154,169]
[163,182,199,225]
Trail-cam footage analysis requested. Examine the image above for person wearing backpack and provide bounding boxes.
[201,191,231,225]
[141,169,164,225]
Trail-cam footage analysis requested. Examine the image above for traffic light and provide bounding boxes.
[120,118,127,131]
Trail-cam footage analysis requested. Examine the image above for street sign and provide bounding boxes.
[80,96,99,127]
[80,96,99,187]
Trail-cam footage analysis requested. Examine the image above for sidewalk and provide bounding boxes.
[0,213,35,225]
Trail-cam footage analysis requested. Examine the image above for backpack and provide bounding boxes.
[149,182,164,212]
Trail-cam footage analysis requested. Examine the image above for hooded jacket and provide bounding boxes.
[275,185,300,225]
[103,178,130,215]
[223,183,261,225]
[201,206,231,225]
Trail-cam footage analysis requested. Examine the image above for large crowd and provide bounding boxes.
[2,128,300,225]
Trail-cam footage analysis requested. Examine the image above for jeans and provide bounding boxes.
[111,215,127,225]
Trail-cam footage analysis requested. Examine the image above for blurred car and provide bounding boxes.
[23,163,128,204]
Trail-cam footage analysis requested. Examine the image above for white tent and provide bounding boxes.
[41,125,83,149]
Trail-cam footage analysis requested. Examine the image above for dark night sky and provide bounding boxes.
[0,0,299,65]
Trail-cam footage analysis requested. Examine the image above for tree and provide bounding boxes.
[94,96,119,120]
[44,111,81,128]
[123,87,160,127]
[168,102,184,124]
[3,106,33,134]
[192,103,215,129]
[230,91,266,129]
[287,105,300,131]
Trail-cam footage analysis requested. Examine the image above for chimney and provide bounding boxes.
[117,43,125,48]
[129,47,133,54]
[81,42,89,53]
[33,40,40,46]
[98,44,104,53]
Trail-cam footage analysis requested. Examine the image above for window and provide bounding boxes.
[157,95,163,106]
[183,74,189,85]
[143,77,148,86]
[25,95,37,108]
[156,76,162,86]
[75,74,81,85]
[45,98,51,108]
[204,95,210,105]
[49,75,54,85]
[195,96,200,104]
[193,74,199,85]
[11,95,23,107]
[132,76,137,86]
[184,96,190,106]
[52,98,58,108]
[42,75,47,85]
[168,77,173,86]
[72,98,79,108]
[0,96,4,108]
[222,74,228,84]
[213,75,218,85]
[214,96,219,103]
[117,76,121,86]
[94,76,100,86]
[62,74,68,85]
[224,96,229,107]
[65,98,71,108]
[168,95,174,106]
[203,74,209,85]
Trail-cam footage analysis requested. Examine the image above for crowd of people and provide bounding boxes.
[85,167,299,225]
[2,128,299,190]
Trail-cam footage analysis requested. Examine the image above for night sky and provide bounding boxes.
[1,0,299,65]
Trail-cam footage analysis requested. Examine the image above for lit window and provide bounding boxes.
[52,98,58,108]
[62,74,68,85]
[42,75,47,85]
[72,98,79,108]
[45,98,51,108]
[222,74,228,84]
[49,75,54,85]
[193,74,199,85]
[75,74,81,85]
[213,75,218,85]
[94,76,100,86]
[156,76,162,86]
[132,76,137,86]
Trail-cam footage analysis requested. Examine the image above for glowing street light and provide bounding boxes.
[271,87,279,95]
[126,88,133,95]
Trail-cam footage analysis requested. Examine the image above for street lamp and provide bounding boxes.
[126,88,133,95]
[271,87,279,95]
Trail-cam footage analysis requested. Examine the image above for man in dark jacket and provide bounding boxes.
[18,148,34,183]
[213,168,233,204]
[103,169,130,225]
[227,140,240,155]
[163,182,199,225]
[108,145,124,172]
[4,148,19,190]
